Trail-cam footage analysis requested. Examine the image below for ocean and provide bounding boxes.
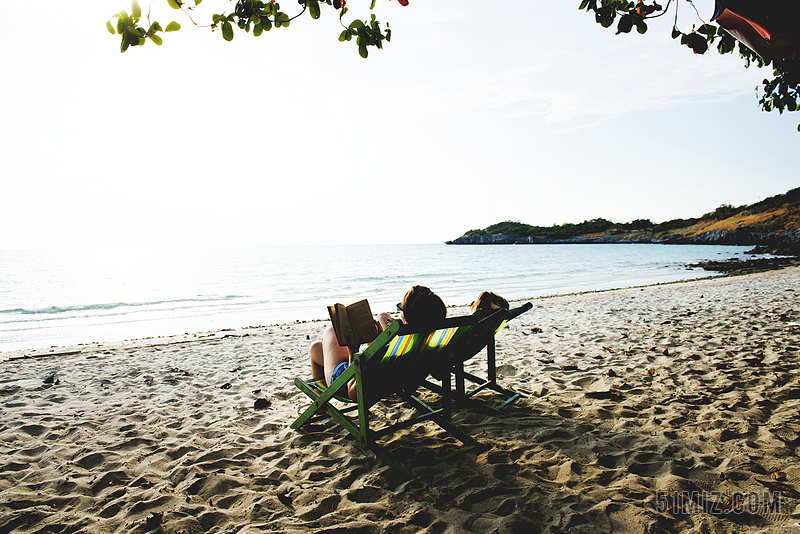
[0,243,757,353]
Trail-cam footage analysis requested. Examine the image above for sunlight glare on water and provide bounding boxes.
[0,243,755,352]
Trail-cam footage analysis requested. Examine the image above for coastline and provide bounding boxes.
[0,243,771,355]
[2,266,799,533]
[0,276,724,363]
[0,262,778,363]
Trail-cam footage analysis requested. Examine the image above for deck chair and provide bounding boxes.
[424,302,533,413]
[291,315,486,479]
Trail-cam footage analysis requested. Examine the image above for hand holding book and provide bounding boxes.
[327,299,381,348]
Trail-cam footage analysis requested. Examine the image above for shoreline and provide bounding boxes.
[2,266,799,533]
[0,276,723,363]
[1,261,784,362]
[1,243,779,356]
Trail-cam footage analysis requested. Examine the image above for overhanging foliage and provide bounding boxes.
[106,0,799,129]
[580,0,799,129]
[106,0,405,58]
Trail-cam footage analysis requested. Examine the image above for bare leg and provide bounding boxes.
[310,341,324,380]
[321,325,351,386]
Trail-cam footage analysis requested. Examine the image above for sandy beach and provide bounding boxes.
[2,267,800,534]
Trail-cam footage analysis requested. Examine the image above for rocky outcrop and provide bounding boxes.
[446,229,800,248]
[689,228,800,245]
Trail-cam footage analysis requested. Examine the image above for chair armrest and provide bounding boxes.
[354,319,403,366]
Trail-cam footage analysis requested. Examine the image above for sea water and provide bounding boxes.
[0,243,757,352]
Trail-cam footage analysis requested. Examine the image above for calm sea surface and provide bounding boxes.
[0,243,756,352]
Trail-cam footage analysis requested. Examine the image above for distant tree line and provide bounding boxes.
[463,218,657,240]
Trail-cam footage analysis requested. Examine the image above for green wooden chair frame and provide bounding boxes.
[291,315,487,478]
[424,302,533,413]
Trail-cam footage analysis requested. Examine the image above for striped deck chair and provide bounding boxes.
[424,302,533,413]
[291,315,485,478]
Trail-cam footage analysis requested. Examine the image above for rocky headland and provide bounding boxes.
[447,188,800,258]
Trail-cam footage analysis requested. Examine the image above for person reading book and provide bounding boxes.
[309,285,447,401]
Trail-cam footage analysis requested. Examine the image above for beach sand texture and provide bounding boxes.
[2,267,800,534]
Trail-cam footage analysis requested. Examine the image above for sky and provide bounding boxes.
[0,0,797,249]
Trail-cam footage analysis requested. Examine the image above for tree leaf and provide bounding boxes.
[254,24,263,36]
[222,20,234,41]
[349,19,364,31]
[149,33,163,45]
[689,32,708,54]
[717,33,735,54]
[106,20,116,34]
[596,7,615,28]
[697,24,715,36]
[167,0,182,9]
[195,0,202,4]
[165,21,181,32]
[616,14,632,34]
[635,19,647,34]
[132,0,142,19]
[308,0,321,20]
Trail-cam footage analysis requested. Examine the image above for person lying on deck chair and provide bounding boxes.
[470,291,509,314]
[309,285,447,401]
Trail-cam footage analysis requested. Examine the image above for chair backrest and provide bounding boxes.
[356,315,480,398]
[453,302,533,363]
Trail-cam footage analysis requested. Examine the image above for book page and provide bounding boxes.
[328,303,356,346]
[345,299,378,345]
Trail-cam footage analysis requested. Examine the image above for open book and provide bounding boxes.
[327,299,380,347]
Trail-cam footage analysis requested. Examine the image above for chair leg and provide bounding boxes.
[292,378,327,429]
[443,359,452,421]
[454,362,466,402]
[487,337,497,385]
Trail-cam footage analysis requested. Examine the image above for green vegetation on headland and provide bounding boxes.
[448,187,800,256]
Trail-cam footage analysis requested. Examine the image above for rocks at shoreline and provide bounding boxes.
[690,256,800,272]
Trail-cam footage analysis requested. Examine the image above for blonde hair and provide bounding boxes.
[470,291,509,314]
[401,285,446,324]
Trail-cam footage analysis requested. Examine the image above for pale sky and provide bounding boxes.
[0,0,797,249]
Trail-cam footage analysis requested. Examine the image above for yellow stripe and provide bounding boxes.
[384,333,417,362]
[427,327,456,349]
[493,320,508,336]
